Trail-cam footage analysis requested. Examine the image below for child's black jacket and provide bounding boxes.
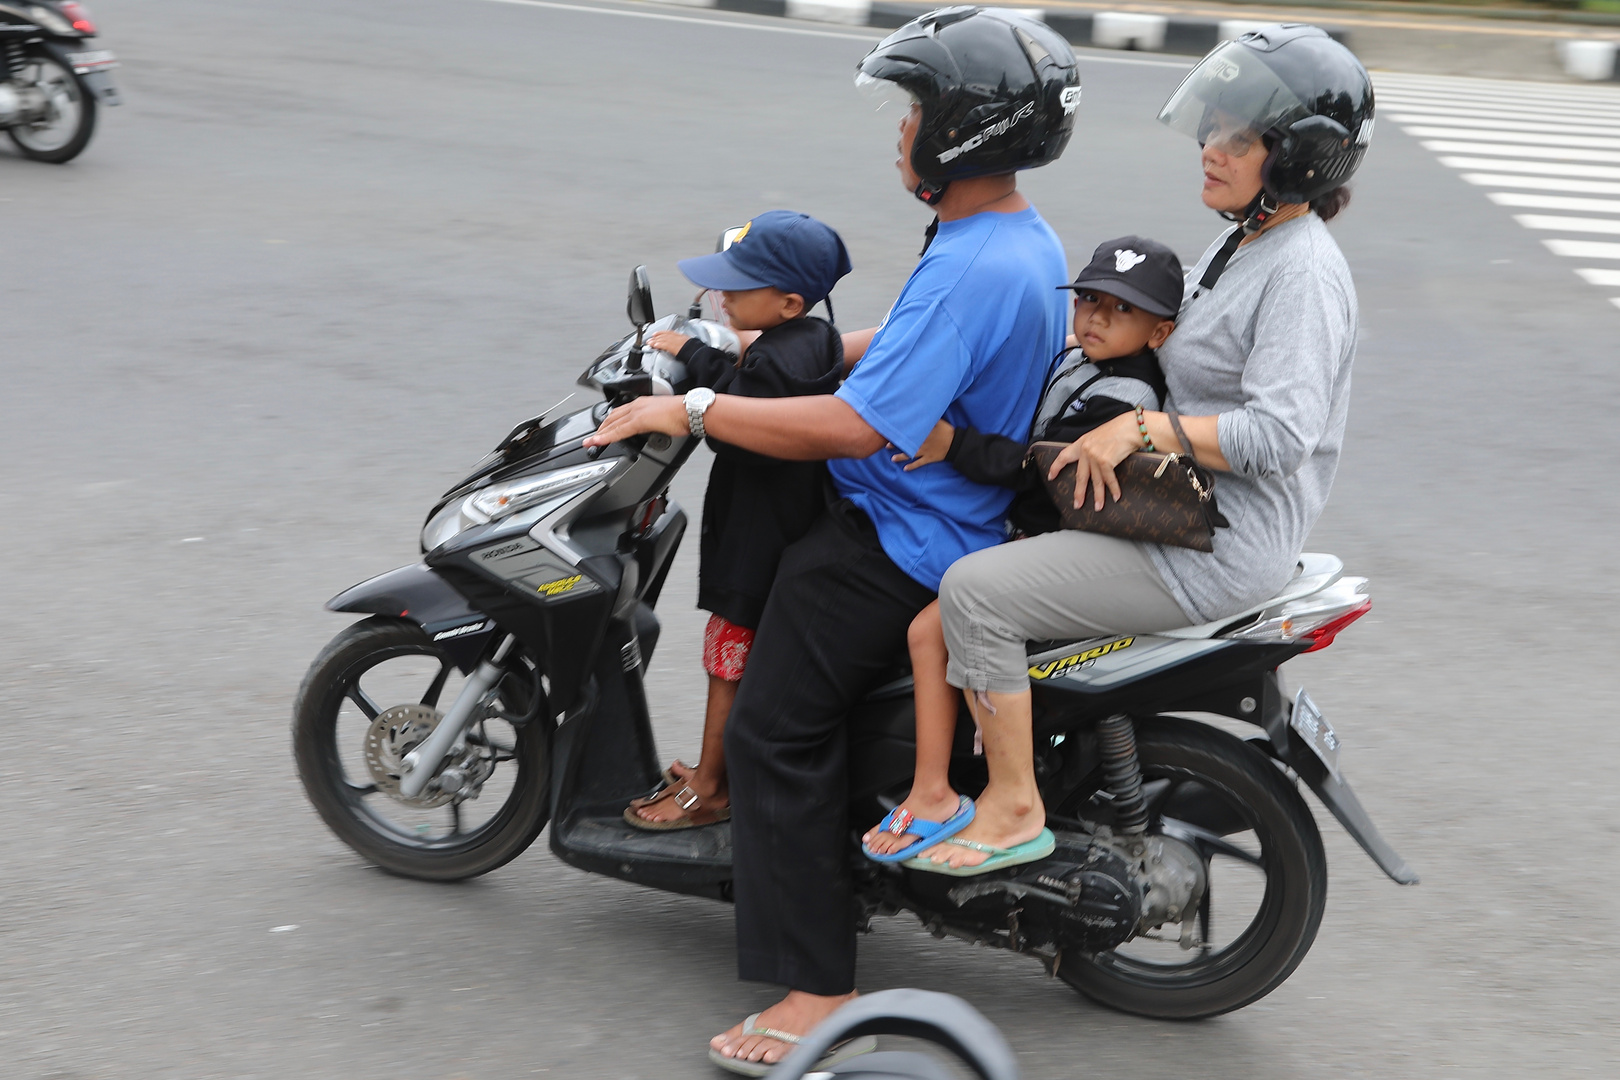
[946,349,1165,537]
[677,317,844,630]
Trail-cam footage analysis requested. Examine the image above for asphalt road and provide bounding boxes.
[3,2,1618,1078]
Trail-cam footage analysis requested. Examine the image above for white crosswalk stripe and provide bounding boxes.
[1376,72,1620,312]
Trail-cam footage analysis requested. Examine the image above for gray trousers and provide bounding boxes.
[939,531,1193,694]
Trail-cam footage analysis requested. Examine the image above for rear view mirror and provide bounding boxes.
[627,265,655,329]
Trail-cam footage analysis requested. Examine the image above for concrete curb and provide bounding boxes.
[649,0,1350,56]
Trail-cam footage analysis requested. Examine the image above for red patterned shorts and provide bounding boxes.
[702,614,755,682]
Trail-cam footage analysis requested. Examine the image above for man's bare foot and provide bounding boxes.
[710,990,857,1068]
[632,773,728,825]
[917,785,1044,869]
[861,788,966,857]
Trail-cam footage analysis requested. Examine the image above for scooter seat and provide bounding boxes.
[1155,552,1344,639]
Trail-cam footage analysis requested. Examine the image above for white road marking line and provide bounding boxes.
[1439,156,1620,179]
[1421,140,1620,163]
[1375,75,1620,104]
[467,0,1196,66]
[1515,213,1620,234]
[1387,113,1620,137]
[1380,106,1620,130]
[1404,126,1620,150]
[1377,95,1620,122]
[1575,268,1620,285]
[1462,173,1620,194]
[1544,238,1620,258]
[1488,191,1620,213]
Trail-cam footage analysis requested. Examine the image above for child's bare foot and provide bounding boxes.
[861,787,966,857]
[916,785,1044,869]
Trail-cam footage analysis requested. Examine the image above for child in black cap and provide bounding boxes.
[863,235,1182,865]
[625,210,852,831]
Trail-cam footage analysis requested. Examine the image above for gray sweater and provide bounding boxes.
[1148,214,1358,623]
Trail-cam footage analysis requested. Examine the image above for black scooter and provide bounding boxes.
[0,2,119,163]
[293,268,1417,1020]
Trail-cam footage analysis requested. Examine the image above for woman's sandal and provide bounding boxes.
[623,780,731,831]
[860,795,976,863]
[901,828,1056,877]
[707,1012,878,1077]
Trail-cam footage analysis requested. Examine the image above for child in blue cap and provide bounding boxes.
[625,210,852,831]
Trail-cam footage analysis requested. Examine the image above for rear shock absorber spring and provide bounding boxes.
[1097,714,1148,836]
[1,39,24,82]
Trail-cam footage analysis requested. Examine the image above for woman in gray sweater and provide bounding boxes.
[911,26,1377,872]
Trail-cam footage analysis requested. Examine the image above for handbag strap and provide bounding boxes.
[1166,410,1198,466]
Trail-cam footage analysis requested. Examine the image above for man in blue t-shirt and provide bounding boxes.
[586,10,1079,1072]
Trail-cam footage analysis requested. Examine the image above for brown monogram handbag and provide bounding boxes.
[1027,413,1229,552]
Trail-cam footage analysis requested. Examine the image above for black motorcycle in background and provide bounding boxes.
[0,1,119,162]
[293,267,1418,1020]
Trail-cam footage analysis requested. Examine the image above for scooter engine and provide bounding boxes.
[1018,845,1142,954]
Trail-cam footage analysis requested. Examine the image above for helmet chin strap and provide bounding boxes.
[1198,189,1278,292]
[914,179,949,205]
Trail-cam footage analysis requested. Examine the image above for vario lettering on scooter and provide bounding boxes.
[1028,637,1134,681]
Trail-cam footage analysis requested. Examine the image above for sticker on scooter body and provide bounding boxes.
[1290,688,1342,780]
[1025,634,1231,690]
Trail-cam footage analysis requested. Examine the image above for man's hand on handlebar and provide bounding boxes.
[585,396,690,447]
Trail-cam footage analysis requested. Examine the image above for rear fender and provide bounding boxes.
[1255,670,1420,885]
[326,563,494,672]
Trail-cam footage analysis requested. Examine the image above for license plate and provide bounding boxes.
[1291,688,1342,781]
[69,50,118,73]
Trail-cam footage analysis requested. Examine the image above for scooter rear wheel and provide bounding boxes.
[292,616,551,881]
[1055,716,1327,1019]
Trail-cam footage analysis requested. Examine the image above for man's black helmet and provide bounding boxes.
[1159,24,1374,204]
[856,6,1081,204]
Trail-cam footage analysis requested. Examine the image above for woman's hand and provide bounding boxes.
[583,395,691,448]
[645,330,691,355]
[1045,411,1142,511]
[891,419,954,472]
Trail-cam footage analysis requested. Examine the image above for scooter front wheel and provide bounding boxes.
[292,616,551,881]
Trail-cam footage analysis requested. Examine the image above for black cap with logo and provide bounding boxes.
[1059,236,1184,318]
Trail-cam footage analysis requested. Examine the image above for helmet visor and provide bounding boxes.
[1158,41,1307,152]
[854,72,918,114]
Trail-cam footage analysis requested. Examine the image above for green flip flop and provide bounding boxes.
[708,1012,878,1077]
[900,828,1056,877]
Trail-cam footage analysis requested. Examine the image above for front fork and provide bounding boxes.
[398,634,517,798]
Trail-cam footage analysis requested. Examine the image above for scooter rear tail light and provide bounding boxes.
[59,2,96,33]
[1301,598,1372,653]
[1225,577,1371,647]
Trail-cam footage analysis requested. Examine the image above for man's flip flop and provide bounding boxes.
[707,1012,878,1078]
[861,795,975,864]
[901,828,1056,877]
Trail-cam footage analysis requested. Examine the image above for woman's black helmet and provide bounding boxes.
[1159,24,1374,205]
[856,6,1081,204]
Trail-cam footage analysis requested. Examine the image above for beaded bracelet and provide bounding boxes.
[1136,406,1157,452]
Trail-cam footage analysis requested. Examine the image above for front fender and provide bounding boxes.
[327,564,494,671]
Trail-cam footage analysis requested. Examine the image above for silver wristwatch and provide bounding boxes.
[684,387,717,439]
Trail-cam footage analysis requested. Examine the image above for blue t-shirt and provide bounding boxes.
[831,207,1068,591]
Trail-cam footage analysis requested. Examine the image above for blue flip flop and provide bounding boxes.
[901,828,1056,877]
[861,795,975,863]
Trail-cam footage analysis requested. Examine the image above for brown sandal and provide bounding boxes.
[623,781,731,831]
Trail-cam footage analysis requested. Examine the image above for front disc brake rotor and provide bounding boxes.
[363,704,454,808]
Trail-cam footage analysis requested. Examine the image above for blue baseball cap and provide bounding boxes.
[677,210,853,308]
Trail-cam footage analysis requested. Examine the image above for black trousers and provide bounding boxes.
[724,500,936,995]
